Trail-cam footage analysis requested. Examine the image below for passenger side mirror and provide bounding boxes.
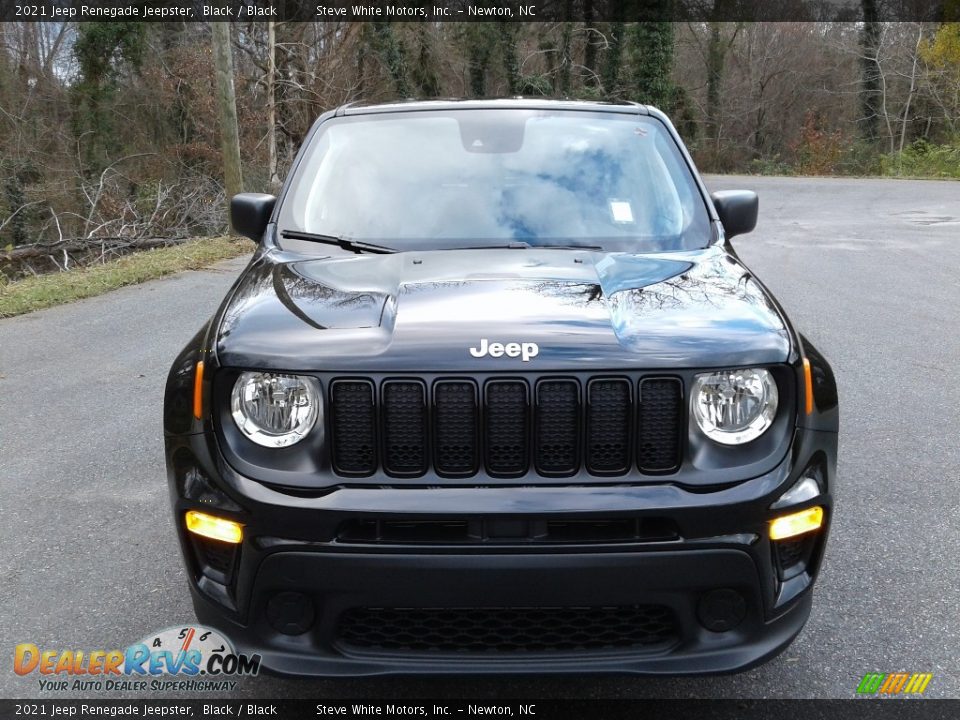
[230,193,276,242]
[710,190,758,239]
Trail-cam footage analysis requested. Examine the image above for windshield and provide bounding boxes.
[277,109,711,253]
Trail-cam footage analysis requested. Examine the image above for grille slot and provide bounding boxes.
[381,381,428,476]
[545,518,678,543]
[535,380,580,475]
[337,516,680,545]
[433,381,479,476]
[340,520,471,543]
[336,605,678,654]
[586,378,633,475]
[484,380,530,477]
[330,380,377,476]
[638,378,683,473]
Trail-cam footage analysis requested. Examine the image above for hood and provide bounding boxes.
[216,247,792,371]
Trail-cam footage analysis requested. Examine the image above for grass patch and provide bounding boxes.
[0,236,251,319]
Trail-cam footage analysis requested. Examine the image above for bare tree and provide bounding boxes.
[212,21,243,229]
[898,25,924,156]
[267,20,279,190]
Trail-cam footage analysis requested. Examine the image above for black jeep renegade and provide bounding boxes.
[164,99,838,676]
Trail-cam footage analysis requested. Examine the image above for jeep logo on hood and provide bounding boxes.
[469,339,539,362]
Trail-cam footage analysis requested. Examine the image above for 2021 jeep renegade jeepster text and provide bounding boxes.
[164,99,838,676]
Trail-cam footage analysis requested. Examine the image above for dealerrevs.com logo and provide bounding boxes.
[14,626,260,692]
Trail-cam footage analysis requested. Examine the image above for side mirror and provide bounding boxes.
[711,190,758,239]
[230,193,276,242]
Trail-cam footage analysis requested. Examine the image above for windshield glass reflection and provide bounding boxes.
[279,110,710,253]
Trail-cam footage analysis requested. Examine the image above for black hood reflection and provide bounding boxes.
[216,247,791,371]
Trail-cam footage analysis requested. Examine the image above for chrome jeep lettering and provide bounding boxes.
[469,340,539,361]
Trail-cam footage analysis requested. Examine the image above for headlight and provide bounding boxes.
[231,372,321,447]
[692,368,778,445]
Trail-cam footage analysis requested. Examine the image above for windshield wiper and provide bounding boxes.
[280,230,396,254]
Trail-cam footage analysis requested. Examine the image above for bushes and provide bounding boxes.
[833,142,885,177]
[747,156,795,176]
[880,138,960,179]
[715,120,959,179]
[791,112,846,175]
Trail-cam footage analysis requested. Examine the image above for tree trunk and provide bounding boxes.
[411,23,440,98]
[583,0,599,87]
[372,22,410,98]
[212,21,243,231]
[557,0,574,95]
[859,0,881,143]
[898,26,923,157]
[498,23,521,94]
[465,24,492,97]
[706,21,723,143]
[267,20,279,190]
[601,21,625,96]
[625,17,675,109]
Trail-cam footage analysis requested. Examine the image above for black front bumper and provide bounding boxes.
[165,427,835,676]
[192,546,813,676]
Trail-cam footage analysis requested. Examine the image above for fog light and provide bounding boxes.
[185,510,243,544]
[769,506,823,540]
[267,592,315,635]
[697,588,747,632]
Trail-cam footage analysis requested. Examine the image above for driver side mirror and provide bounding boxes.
[711,190,758,239]
[231,193,276,242]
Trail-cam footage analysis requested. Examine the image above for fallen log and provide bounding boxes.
[1,237,182,264]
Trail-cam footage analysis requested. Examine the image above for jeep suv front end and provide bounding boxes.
[163,100,838,676]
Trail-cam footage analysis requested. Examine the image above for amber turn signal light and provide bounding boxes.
[193,360,205,420]
[802,358,814,415]
[185,510,243,544]
[769,506,823,541]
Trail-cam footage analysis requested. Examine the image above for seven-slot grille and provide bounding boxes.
[329,377,683,478]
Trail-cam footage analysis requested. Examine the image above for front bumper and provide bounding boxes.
[165,427,835,676]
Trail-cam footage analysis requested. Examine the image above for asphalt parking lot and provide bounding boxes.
[1,176,958,699]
